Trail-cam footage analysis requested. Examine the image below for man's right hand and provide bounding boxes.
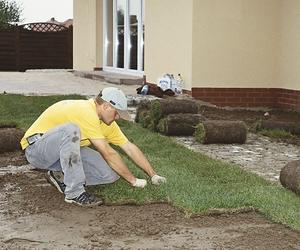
[132,178,147,188]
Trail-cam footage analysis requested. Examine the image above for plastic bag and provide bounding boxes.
[157,74,176,92]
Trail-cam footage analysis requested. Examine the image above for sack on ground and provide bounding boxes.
[157,74,179,93]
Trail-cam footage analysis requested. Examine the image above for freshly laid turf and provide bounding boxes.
[1,94,299,230]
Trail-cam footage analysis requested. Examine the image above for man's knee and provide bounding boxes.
[85,171,120,186]
[63,123,81,140]
[109,172,120,183]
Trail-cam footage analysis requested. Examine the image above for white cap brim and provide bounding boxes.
[117,109,132,121]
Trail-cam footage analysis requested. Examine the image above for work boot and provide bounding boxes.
[64,192,103,207]
[45,170,66,194]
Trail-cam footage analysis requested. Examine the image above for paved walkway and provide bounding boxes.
[0,70,139,96]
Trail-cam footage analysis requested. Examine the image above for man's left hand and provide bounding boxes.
[151,175,167,185]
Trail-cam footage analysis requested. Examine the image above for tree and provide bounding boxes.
[0,0,22,24]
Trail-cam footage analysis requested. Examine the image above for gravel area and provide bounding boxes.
[174,133,300,184]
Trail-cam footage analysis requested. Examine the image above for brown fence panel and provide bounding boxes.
[0,23,73,71]
[0,24,17,71]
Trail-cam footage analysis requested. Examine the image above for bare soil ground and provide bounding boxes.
[0,107,300,249]
[0,169,300,250]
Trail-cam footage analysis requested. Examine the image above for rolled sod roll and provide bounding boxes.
[135,100,151,123]
[258,120,300,135]
[137,110,155,130]
[157,113,205,135]
[280,160,300,196]
[150,99,199,120]
[195,120,247,144]
[0,127,24,153]
[135,100,156,130]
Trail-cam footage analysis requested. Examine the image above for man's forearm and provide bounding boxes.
[91,139,143,186]
[123,143,156,177]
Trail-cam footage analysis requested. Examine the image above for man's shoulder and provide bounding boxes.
[50,99,88,107]
[55,99,94,110]
[62,99,90,105]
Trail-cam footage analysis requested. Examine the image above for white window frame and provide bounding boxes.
[103,0,144,76]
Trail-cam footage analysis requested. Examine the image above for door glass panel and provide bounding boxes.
[106,0,113,67]
[104,0,144,72]
[129,0,139,70]
[117,0,125,68]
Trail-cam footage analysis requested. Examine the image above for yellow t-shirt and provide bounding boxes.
[20,99,128,150]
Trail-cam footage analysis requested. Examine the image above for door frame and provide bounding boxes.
[103,0,144,76]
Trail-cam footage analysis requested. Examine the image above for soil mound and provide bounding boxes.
[0,127,24,153]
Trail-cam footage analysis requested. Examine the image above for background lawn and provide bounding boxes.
[1,94,299,230]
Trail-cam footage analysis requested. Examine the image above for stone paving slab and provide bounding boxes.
[174,133,300,184]
[73,70,144,85]
[0,70,140,97]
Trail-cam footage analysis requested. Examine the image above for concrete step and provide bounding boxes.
[74,70,144,85]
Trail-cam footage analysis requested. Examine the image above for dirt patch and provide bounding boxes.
[0,151,27,167]
[0,170,300,250]
[0,127,24,153]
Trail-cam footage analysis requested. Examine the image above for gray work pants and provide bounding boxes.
[25,123,119,199]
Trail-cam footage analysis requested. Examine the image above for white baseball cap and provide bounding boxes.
[100,87,131,121]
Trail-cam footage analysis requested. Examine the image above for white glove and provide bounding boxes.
[132,178,147,188]
[151,175,167,185]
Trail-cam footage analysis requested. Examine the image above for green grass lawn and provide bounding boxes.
[1,94,300,230]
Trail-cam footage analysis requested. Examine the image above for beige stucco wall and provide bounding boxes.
[278,0,300,91]
[73,0,299,92]
[192,0,281,89]
[73,0,103,70]
[144,0,193,90]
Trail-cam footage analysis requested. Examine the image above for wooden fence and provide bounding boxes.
[0,23,72,71]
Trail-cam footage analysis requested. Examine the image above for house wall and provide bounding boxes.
[144,0,193,90]
[96,0,103,68]
[275,0,300,110]
[72,0,299,110]
[192,0,281,89]
[279,0,300,91]
[73,0,103,70]
[191,0,299,110]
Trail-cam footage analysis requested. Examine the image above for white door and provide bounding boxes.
[103,0,144,76]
